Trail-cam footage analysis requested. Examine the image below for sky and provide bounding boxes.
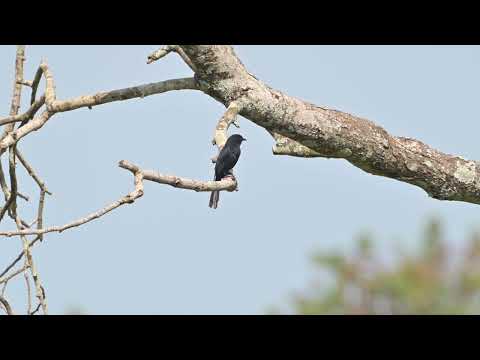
[1,45,480,314]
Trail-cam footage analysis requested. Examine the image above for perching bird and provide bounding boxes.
[209,134,247,209]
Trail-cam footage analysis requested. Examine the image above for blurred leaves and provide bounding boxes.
[274,217,480,314]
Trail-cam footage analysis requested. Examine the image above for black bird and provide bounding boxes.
[209,134,247,209]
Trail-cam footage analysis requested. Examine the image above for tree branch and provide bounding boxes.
[0,77,198,151]
[15,149,51,195]
[119,160,237,192]
[147,45,197,72]
[212,101,242,149]
[49,77,197,113]
[0,165,144,238]
[0,264,28,284]
[179,45,480,205]
[0,95,45,127]
[0,295,13,315]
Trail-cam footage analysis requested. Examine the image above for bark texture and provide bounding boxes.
[179,45,480,205]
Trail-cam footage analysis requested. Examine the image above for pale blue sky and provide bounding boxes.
[1,45,480,314]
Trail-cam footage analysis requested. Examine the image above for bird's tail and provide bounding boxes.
[209,190,220,209]
[209,174,220,209]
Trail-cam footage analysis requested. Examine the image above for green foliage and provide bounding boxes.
[274,218,480,314]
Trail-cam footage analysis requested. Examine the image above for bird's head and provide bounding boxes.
[228,134,247,146]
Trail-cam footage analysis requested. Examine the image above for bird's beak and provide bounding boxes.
[243,138,247,141]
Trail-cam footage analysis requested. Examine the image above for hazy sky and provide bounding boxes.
[1,45,480,314]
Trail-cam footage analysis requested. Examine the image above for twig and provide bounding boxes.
[28,260,47,314]
[25,271,31,314]
[0,147,18,222]
[17,80,33,87]
[16,216,47,314]
[37,190,46,241]
[147,45,178,63]
[30,302,41,315]
[30,65,44,105]
[0,157,10,201]
[0,46,25,143]
[147,45,197,72]
[15,149,51,194]
[0,239,37,279]
[0,295,13,315]
[0,264,28,284]
[0,95,45,126]
[14,215,47,314]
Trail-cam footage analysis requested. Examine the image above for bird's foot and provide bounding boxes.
[223,174,238,191]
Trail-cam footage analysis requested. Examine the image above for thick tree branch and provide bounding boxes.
[179,45,480,205]
[270,131,322,157]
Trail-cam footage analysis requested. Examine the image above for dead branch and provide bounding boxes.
[0,166,144,238]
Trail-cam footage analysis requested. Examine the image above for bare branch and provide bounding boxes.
[8,46,25,119]
[119,160,237,192]
[17,80,33,87]
[27,62,57,109]
[0,148,18,222]
[0,110,52,151]
[0,78,198,152]
[36,190,46,242]
[50,77,198,113]
[0,158,10,202]
[0,295,14,315]
[15,149,51,195]
[147,45,178,63]
[0,264,28,284]
[39,62,56,108]
[27,258,47,314]
[0,94,45,126]
[0,166,144,238]
[212,101,242,149]
[0,46,25,223]
[31,303,41,315]
[147,45,197,72]
[25,271,31,314]
[0,46,26,147]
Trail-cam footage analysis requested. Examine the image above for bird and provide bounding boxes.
[209,134,247,209]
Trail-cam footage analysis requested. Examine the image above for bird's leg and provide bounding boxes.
[224,171,238,191]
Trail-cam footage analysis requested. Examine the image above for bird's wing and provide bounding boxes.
[215,147,240,180]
